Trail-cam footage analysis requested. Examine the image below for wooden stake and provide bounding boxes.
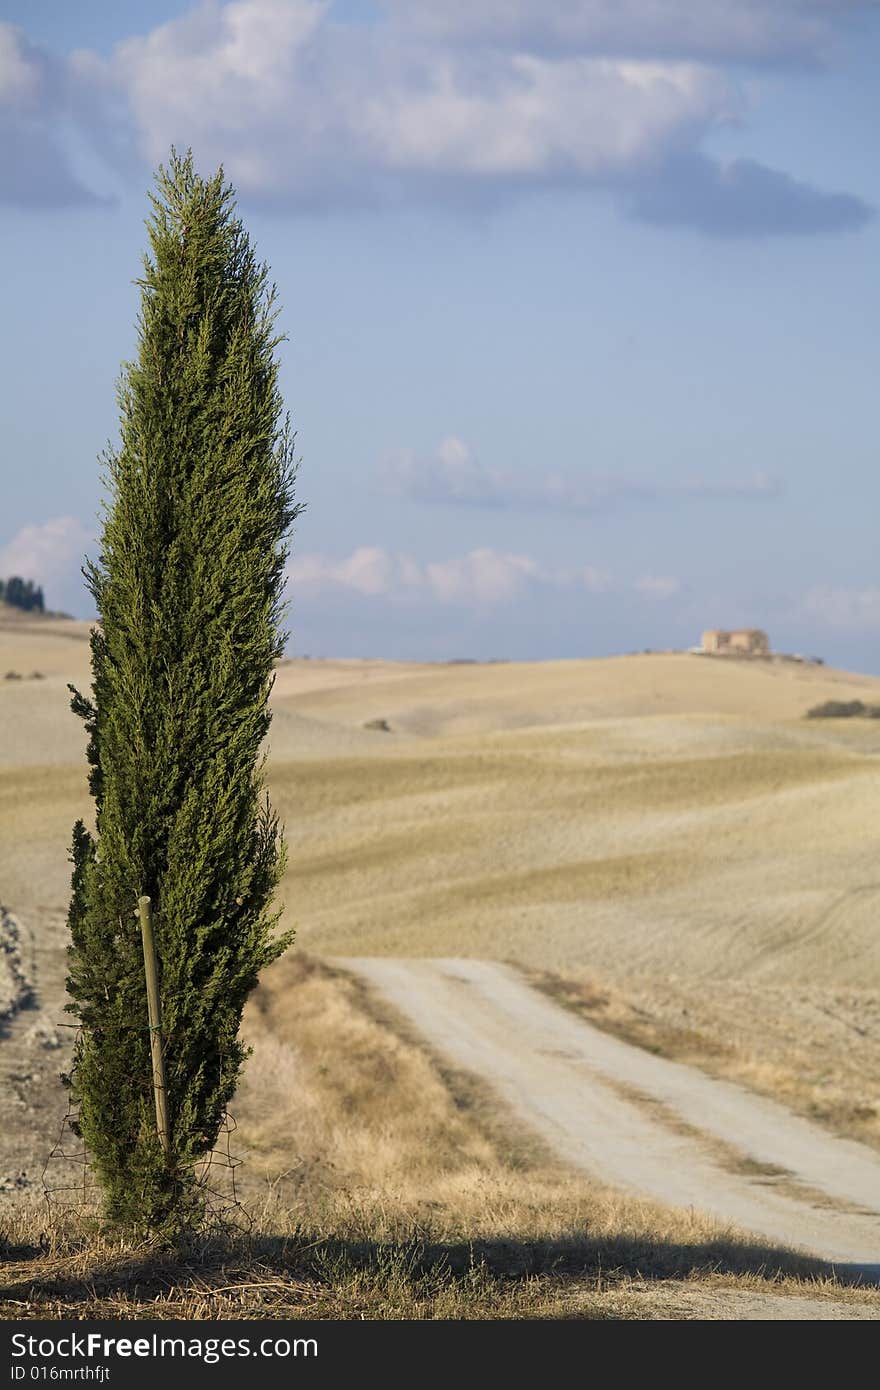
[138,894,171,1156]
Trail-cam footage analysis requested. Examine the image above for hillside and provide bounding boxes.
[273,649,880,730]
[3,624,880,1318]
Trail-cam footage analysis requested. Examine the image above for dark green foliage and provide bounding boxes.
[66,151,300,1231]
[1,576,44,612]
[805,699,880,719]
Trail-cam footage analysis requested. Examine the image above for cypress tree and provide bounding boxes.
[66,150,299,1230]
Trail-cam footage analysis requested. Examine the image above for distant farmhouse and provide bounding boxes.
[701,628,770,656]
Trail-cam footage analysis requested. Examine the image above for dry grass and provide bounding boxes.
[3,955,878,1320]
[5,633,880,1317]
[4,1209,879,1321]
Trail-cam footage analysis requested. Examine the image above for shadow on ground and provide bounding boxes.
[2,1225,876,1319]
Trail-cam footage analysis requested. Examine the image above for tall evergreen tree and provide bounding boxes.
[66,151,299,1229]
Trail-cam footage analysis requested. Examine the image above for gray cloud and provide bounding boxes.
[0,25,107,207]
[382,436,783,513]
[0,1,872,236]
[627,152,872,236]
[380,0,864,66]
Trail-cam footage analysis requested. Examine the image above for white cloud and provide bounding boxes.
[0,517,93,604]
[382,436,781,512]
[577,565,614,594]
[288,545,393,597]
[802,587,880,632]
[2,2,870,233]
[288,545,541,606]
[101,5,729,199]
[634,574,681,600]
[109,0,328,184]
[360,55,725,180]
[425,549,539,604]
[287,545,674,609]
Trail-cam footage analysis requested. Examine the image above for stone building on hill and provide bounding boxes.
[701,628,770,656]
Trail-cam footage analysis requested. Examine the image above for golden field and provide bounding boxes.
[3,608,880,1318]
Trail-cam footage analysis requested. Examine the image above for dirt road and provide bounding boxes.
[341,957,880,1274]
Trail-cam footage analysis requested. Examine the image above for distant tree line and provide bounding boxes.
[0,576,45,613]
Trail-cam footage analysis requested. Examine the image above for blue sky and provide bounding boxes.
[2,1,879,668]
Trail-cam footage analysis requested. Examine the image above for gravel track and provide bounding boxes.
[341,957,880,1274]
